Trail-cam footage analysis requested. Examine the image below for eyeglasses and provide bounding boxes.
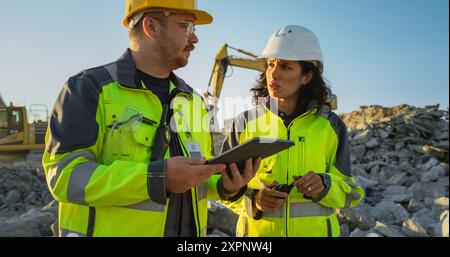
[156,18,196,37]
[172,20,196,37]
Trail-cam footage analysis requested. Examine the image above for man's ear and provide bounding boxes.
[142,16,158,38]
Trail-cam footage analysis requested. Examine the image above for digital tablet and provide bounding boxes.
[207,137,295,177]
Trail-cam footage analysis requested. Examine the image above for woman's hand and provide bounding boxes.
[255,182,288,213]
[293,171,325,197]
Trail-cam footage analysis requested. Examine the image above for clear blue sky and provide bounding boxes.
[0,0,448,121]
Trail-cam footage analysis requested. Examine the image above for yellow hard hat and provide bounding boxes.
[123,0,213,28]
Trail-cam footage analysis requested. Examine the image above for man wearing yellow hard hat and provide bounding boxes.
[42,0,260,237]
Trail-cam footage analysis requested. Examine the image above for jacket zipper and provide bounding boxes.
[300,136,305,177]
[194,188,201,236]
[284,116,306,237]
[285,124,292,237]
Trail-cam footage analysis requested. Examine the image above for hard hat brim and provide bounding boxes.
[258,53,324,74]
[258,53,300,60]
[188,9,213,25]
[258,52,323,62]
[123,7,213,28]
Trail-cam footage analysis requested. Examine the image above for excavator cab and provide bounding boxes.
[0,104,47,153]
[0,107,24,144]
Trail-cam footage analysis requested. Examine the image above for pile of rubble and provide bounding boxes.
[0,162,57,237]
[0,104,448,237]
[338,104,449,237]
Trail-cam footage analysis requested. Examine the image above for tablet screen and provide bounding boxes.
[207,137,295,176]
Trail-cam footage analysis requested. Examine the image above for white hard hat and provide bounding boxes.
[260,25,324,72]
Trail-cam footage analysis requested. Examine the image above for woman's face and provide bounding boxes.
[265,58,309,100]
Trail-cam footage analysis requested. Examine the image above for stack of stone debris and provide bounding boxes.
[207,201,238,237]
[338,104,449,237]
[0,162,57,237]
[0,104,447,237]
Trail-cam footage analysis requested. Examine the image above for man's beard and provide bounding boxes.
[157,34,192,71]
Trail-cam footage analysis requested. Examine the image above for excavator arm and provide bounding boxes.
[205,44,265,104]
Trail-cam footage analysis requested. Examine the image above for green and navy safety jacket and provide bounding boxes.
[221,100,365,237]
[43,49,240,237]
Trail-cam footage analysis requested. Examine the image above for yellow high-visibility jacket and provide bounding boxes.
[221,101,364,237]
[43,49,238,237]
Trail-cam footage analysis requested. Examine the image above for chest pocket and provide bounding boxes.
[101,104,158,165]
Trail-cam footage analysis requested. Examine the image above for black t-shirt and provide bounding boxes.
[136,69,170,105]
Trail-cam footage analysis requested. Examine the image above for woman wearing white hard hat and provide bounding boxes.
[221,25,364,237]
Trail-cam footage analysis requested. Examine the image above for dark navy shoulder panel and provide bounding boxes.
[326,111,352,177]
[47,64,116,155]
[78,63,117,90]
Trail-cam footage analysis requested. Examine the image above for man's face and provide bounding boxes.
[156,12,198,70]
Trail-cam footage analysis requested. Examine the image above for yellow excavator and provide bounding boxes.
[204,44,337,130]
[204,44,266,107]
[0,95,47,154]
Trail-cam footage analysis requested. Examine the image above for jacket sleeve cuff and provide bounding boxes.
[311,173,332,203]
[216,177,247,202]
[245,189,263,220]
[147,160,167,205]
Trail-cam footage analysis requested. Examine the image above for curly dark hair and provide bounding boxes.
[250,61,331,113]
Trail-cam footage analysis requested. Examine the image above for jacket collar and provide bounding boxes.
[116,49,193,95]
[262,97,319,119]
